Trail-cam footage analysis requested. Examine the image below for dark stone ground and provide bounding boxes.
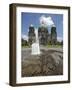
[21,48,63,77]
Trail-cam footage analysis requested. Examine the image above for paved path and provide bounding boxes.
[21,47,63,77]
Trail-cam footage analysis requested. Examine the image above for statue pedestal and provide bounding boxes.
[31,43,40,55]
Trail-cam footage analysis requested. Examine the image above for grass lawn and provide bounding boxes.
[45,45,63,48]
[22,45,63,48]
[22,45,30,48]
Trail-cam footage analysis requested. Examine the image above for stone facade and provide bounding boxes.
[38,26,48,45]
[28,25,57,45]
[28,25,35,45]
[51,26,57,45]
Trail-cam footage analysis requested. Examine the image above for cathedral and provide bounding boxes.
[28,24,57,45]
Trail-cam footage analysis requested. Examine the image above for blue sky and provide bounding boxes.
[21,12,63,41]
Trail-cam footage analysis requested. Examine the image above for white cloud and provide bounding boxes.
[22,34,28,41]
[39,15,55,27]
[57,37,63,42]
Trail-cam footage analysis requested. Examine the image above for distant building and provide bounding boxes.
[38,26,48,45]
[28,24,35,45]
[51,26,57,45]
[28,24,57,45]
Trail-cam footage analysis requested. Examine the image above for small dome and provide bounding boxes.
[30,24,34,27]
[52,24,56,27]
